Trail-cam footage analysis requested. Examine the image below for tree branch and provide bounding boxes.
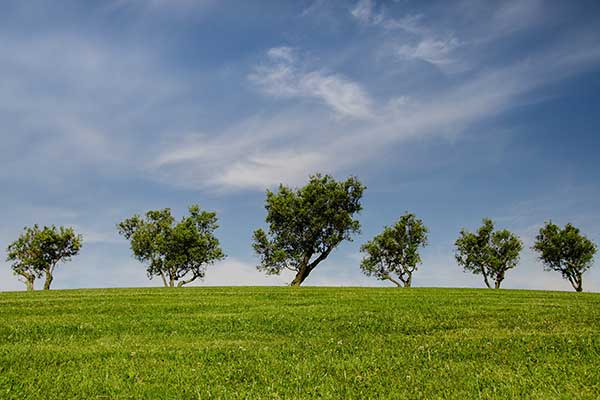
[481,267,492,289]
[159,271,168,287]
[283,263,298,272]
[177,273,200,287]
[308,246,334,271]
[383,274,402,287]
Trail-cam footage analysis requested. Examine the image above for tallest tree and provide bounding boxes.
[253,174,365,286]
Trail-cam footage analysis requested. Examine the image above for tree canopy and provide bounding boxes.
[454,219,522,289]
[532,222,596,292]
[360,213,428,287]
[117,205,225,287]
[253,174,365,286]
[6,225,82,290]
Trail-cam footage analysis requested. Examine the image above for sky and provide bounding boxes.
[1,0,600,292]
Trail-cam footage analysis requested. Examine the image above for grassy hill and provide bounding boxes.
[0,287,599,399]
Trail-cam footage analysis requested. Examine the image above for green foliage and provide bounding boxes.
[117,205,225,287]
[5,225,82,290]
[533,222,597,292]
[360,212,428,287]
[455,219,522,289]
[1,287,599,399]
[252,174,365,286]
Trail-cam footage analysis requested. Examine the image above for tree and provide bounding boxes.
[360,213,428,287]
[253,174,365,286]
[6,225,82,291]
[532,222,597,292]
[117,205,225,287]
[454,219,522,289]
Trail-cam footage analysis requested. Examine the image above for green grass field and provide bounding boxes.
[1,287,599,399]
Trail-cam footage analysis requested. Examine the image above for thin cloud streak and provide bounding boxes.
[154,29,600,191]
[249,47,374,119]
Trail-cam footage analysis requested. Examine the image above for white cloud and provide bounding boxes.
[267,46,296,64]
[490,0,545,36]
[0,255,291,292]
[153,31,600,191]
[350,0,424,34]
[351,0,383,26]
[350,1,462,71]
[215,151,330,190]
[250,47,373,119]
[397,37,461,66]
[0,33,184,185]
[300,72,373,119]
[202,258,293,286]
[151,109,343,190]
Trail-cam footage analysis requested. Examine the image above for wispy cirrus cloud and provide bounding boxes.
[396,37,461,67]
[151,109,343,190]
[350,0,383,26]
[154,26,600,191]
[0,32,187,185]
[249,47,374,119]
[350,0,463,70]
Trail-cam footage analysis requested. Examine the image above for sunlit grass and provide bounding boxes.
[0,287,599,399]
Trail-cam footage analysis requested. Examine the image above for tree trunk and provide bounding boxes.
[493,270,505,289]
[404,273,412,288]
[482,269,492,289]
[25,275,35,291]
[177,274,199,287]
[167,269,176,288]
[290,264,311,286]
[289,248,333,287]
[567,273,583,292]
[159,271,168,287]
[43,272,53,290]
[384,275,402,287]
[574,274,583,292]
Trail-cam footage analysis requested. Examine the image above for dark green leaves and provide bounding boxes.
[253,174,365,285]
[533,222,596,292]
[360,213,428,287]
[6,225,82,290]
[117,205,225,287]
[454,219,522,289]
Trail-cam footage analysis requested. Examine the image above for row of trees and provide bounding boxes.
[5,174,597,291]
[252,174,596,291]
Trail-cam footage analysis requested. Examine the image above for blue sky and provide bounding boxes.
[1,0,600,291]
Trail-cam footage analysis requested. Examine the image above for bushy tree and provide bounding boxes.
[118,205,225,287]
[6,225,82,290]
[360,213,428,287]
[533,222,596,292]
[455,219,522,289]
[253,174,365,286]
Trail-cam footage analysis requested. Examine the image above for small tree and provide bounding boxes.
[533,222,597,292]
[360,213,428,287]
[118,205,225,287]
[253,173,365,286]
[455,218,522,289]
[6,225,82,291]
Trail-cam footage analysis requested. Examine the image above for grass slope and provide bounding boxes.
[0,287,599,399]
